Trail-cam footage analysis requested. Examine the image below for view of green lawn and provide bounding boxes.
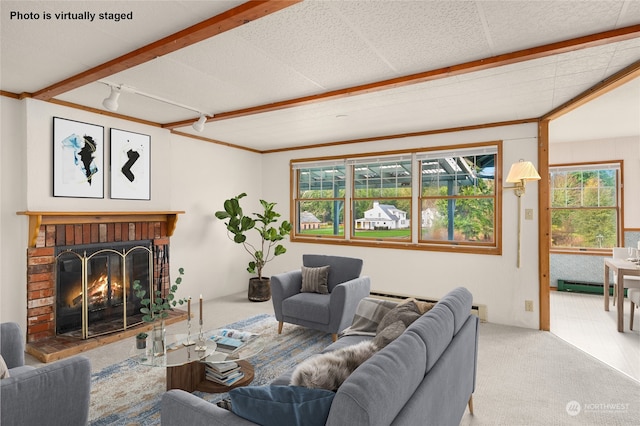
[299,226,411,238]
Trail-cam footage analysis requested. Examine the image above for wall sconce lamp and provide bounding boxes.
[505,160,541,268]
[100,81,211,132]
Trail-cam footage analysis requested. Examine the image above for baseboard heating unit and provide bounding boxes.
[370,290,487,322]
[557,279,626,296]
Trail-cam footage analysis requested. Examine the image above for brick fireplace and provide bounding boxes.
[18,211,186,361]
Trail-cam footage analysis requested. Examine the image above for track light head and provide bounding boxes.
[192,114,207,132]
[102,86,121,112]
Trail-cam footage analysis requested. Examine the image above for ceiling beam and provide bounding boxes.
[164,24,640,129]
[542,58,640,121]
[31,0,302,101]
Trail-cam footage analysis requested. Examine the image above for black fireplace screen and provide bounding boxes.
[56,241,154,338]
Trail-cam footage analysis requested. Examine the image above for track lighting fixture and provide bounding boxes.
[100,81,211,132]
[192,114,207,132]
[102,86,121,112]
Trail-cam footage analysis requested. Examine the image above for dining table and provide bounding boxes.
[603,257,640,332]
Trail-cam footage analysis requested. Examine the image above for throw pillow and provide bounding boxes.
[301,265,330,294]
[0,355,9,379]
[373,320,406,349]
[229,385,335,426]
[402,297,435,314]
[376,300,422,334]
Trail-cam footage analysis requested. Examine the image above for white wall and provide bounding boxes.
[168,133,263,302]
[550,136,640,228]
[0,98,262,331]
[1,97,544,330]
[262,123,542,328]
[1,96,28,328]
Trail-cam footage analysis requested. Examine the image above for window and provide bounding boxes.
[350,156,412,241]
[550,162,621,250]
[293,161,346,237]
[418,146,497,245]
[291,141,502,254]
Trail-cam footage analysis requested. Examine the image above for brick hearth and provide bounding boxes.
[17,211,185,361]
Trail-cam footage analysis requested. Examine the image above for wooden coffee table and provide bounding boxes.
[163,329,264,392]
[131,329,263,393]
[167,359,255,392]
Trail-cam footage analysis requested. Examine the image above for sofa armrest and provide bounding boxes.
[329,276,371,333]
[1,322,25,369]
[271,270,303,321]
[162,389,259,426]
[1,355,91,426]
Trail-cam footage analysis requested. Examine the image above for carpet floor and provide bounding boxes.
[89,314,332,425]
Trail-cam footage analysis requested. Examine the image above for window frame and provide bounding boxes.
[290,141,503,255]
[549,160,623,254]
[350,155,413,243]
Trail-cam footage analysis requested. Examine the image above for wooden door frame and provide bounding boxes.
[538,61,640,331]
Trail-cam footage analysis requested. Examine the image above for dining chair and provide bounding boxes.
[629,288,640,331]
[611,248,640,306]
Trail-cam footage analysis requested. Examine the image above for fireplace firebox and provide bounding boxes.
[55,241,162,338]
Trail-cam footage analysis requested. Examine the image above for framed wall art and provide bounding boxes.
[53,117,105,198]
[110,128,151,200]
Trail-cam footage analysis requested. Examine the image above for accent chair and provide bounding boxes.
[1,322,92,426]
[271,254,371,341]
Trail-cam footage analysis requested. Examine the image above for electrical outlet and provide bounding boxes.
[525,300,534,312]
[525,209,534,220]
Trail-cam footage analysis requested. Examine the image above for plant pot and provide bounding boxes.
[136,336,147,349]
[248,277,271,302]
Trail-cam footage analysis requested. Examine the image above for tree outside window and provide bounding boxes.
[550,163,621,249]
[419,149,497,245]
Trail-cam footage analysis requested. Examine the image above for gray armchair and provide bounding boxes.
[1,322,92,426]
[271,255,371,341]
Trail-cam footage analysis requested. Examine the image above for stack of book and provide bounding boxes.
[210,329,257,353]
[204,361,244,386]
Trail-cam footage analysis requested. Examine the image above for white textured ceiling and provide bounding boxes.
[1,0,639,151]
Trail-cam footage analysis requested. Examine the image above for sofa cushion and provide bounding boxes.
[282,293,331,325]
[303,255,363,292]
[301,265,330,294]
[229,385,335,426]
[406,303,455,372]
[438,287,473,335]
[327,331,427,425]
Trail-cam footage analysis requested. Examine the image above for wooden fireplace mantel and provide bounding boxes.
[17,211,185,247]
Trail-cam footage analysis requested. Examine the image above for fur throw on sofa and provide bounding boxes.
[290,340,378,391]
[291,298,435,391]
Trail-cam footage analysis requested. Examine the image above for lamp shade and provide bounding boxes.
[192,115,207,132]
[102,86,121,112]
[506,161,541,183]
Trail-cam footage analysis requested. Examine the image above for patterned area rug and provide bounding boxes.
[89,314,333,425]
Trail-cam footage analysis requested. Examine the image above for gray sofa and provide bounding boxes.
[162,287,479,426]
[1,322,92,426]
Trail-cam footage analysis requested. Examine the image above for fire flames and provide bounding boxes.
[66,274,123,307]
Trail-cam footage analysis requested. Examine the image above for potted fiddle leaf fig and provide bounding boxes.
[215,193,292,302]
